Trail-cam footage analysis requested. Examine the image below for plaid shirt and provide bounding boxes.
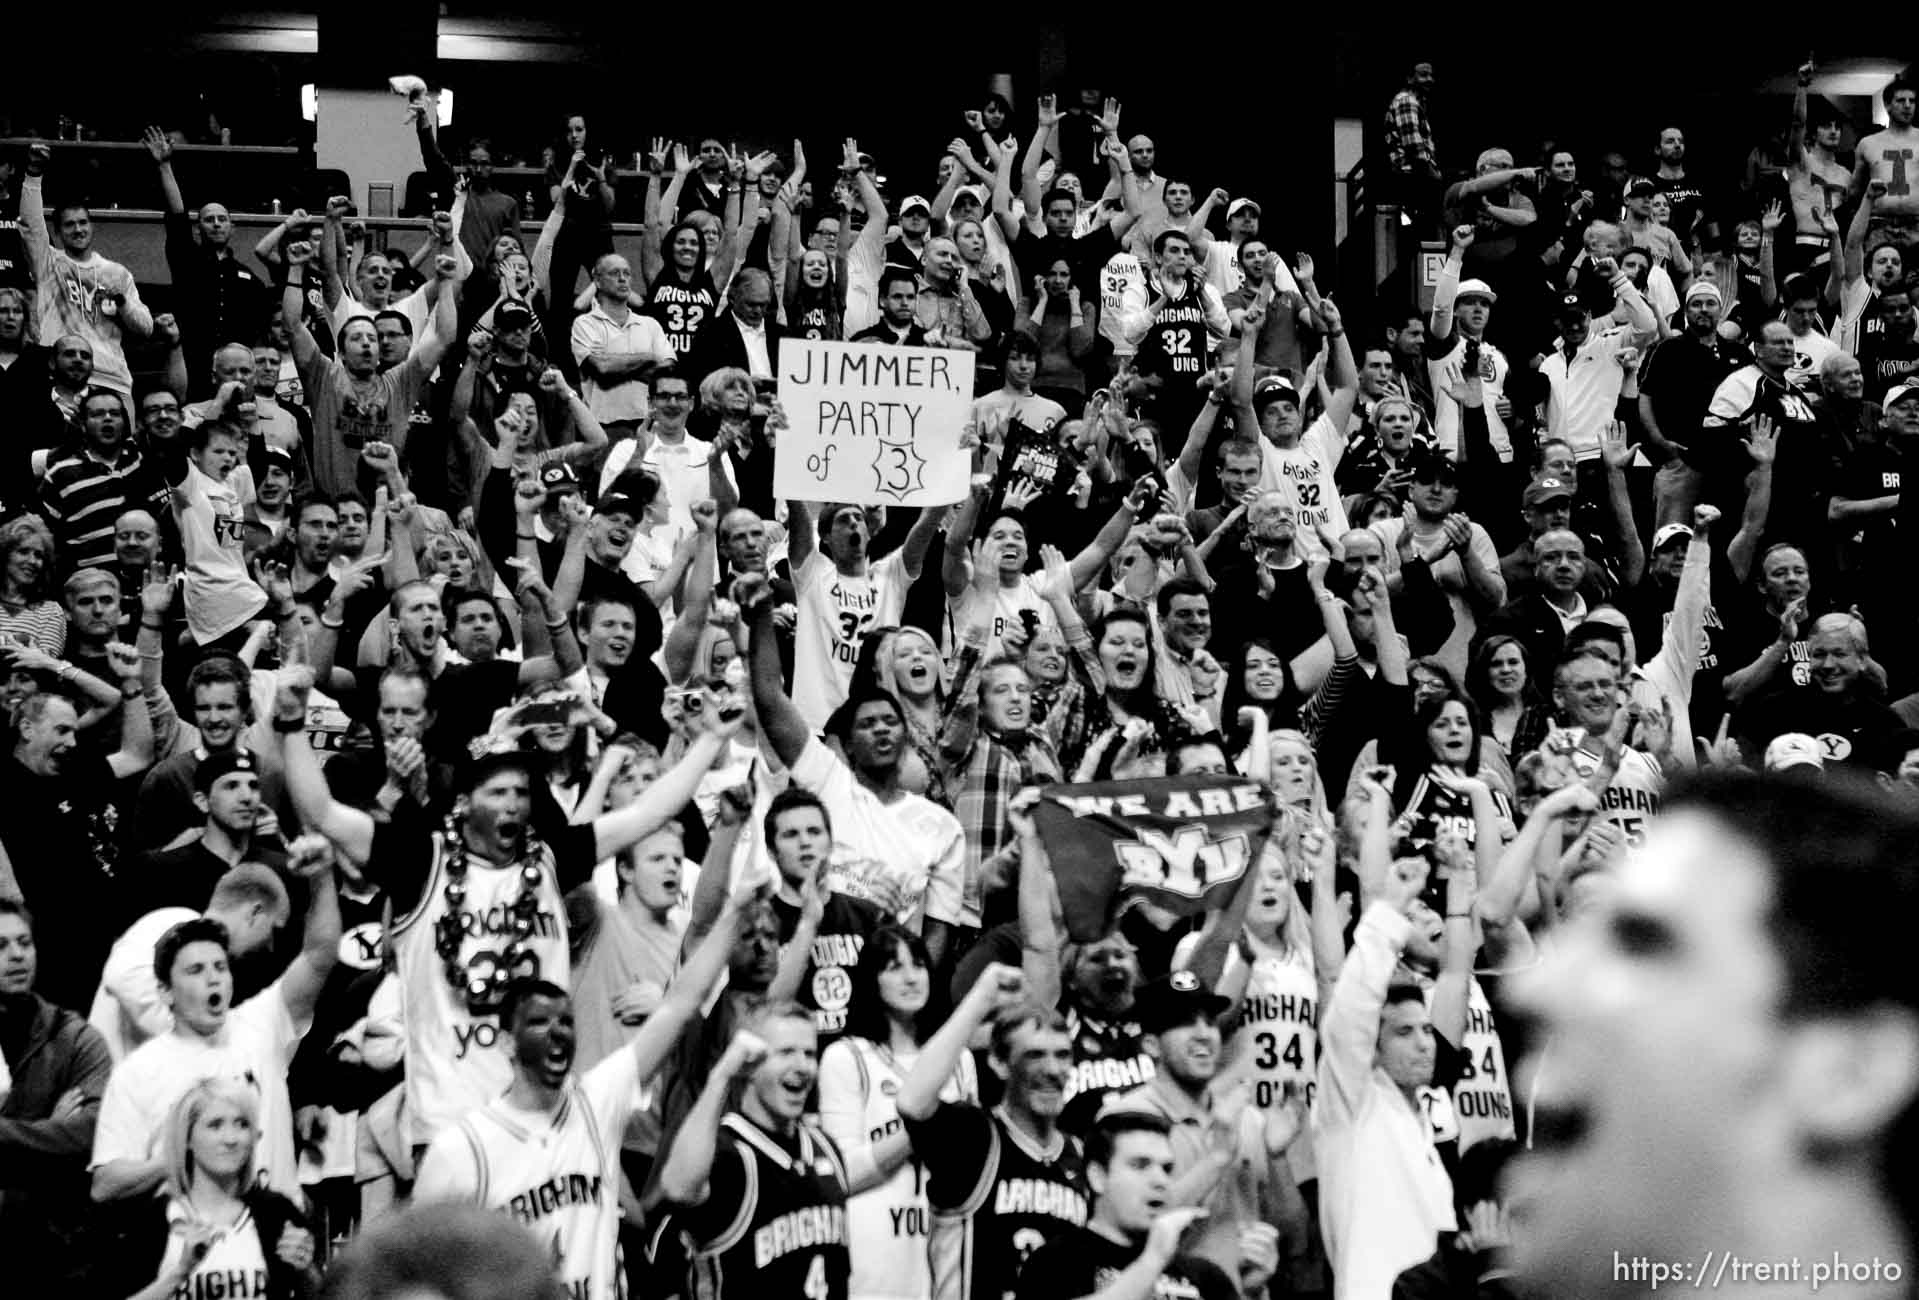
[1383,88,1436,174]
[940,640,1064,924]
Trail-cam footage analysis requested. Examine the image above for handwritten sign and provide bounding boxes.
[776,339,974,506]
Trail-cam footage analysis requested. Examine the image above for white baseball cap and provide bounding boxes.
[1456,278,1498,303]
[1883,381,1919,410]
[1764,733,1825,773]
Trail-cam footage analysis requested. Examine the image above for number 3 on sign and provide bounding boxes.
[871,439,925,502]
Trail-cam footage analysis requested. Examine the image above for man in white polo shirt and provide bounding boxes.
[571,252,674,439]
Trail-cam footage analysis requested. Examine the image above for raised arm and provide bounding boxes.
[1429,224,1474,345]
[1727,415,1776,584]
[102,644,154,780]
[279,242,322,371]
[1067,476,1153,589]
[1015,96,1059,239]
[278,674,376,864]
[590,712,733,862]
[654,1031,765,1206]
[898,963,1022,1122]
[742,574,812,767]
[275,838,343,1024]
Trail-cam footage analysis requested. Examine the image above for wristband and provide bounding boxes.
[272,714,306,733]
[120,680,144,700]
[140,618,166,631]
[1325,329,1345,338]
[1446,912,1473,919]
[320,613,346,629]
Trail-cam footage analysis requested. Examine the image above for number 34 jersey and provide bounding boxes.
[1255,413,1350,560]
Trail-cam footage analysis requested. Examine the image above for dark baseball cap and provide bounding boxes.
[595,490,641,519]
[195,748,260,792]
[540,464,580,494]
[1626,179,1657,199]
[1524,476,1575,507]
[496,301,535,331]
[1133,970,1232,1035]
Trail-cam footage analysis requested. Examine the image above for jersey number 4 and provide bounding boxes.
[803,1254,830,1300]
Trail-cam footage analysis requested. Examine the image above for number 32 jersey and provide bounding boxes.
[791,548,912,729]
[1255,413,1350,559]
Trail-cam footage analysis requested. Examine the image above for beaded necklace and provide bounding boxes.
[432,796,549,1015]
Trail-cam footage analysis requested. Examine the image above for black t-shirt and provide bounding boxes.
[1826,434,1903,567]
[1012,225,1122,300]
[1652,174,1708,237]
[770,890,889,1042]
[1016,1226,1237,1300]
[1638,333,1746,451]
[1861,330,1919,390]
[427,658,524,762]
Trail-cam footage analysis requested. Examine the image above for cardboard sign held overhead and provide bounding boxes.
[775,339,974,507]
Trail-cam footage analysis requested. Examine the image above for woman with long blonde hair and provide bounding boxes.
[119,1079,319,1300]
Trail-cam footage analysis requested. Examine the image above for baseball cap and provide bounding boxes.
[1410,450,1461,484]
[954,184,988,208]
[496,301,535,331]
[1523,476,1575,507]
[540,464,580,495]
[1652,522,1693,550]
[1884,381,1919,409]
[261,444,295,473]
[1626,178,1657,199]
[1764,733,1825,773]
[1455,278,1497,304]
[1685,281,1723,305]
[899,194,932,215]
[1132,970,1232,1035]
[1555,291,1586,318]
[1226,197,1261,220]
[195,748,260,792]
[1252,374,1300,408]
[595,490,641,519]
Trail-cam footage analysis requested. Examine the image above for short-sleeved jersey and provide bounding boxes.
[415,1048,645,1300]
[1255,414,1349,559]
[904,1102,1090,1300]
[1232,937,1319,1180]
[676,1114,852,1300]
[1138,284,1210,385]
[1061,1005,1156,1135]
[792,549,911,728]
[1422,975,1517,1153]
[647,278,719,358]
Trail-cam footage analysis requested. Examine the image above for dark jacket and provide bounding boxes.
[0,993,113,1282]
[682,310,783,388]
[1478,592,1575,678]
[112,1185,317,1300]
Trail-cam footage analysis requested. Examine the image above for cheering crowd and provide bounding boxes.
[0,55,1917,1300]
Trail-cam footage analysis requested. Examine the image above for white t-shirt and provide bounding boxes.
[1786,325,1840,391]
[788,737,965,932]
[1255,413,1349,559]
[415,1048,646,1300]
[792,548,912,729]
[177,459,268,644]
[92,980,307,1198]
[972,389,1066,436]
[332,285,429,339]
[947,574,1054,661]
